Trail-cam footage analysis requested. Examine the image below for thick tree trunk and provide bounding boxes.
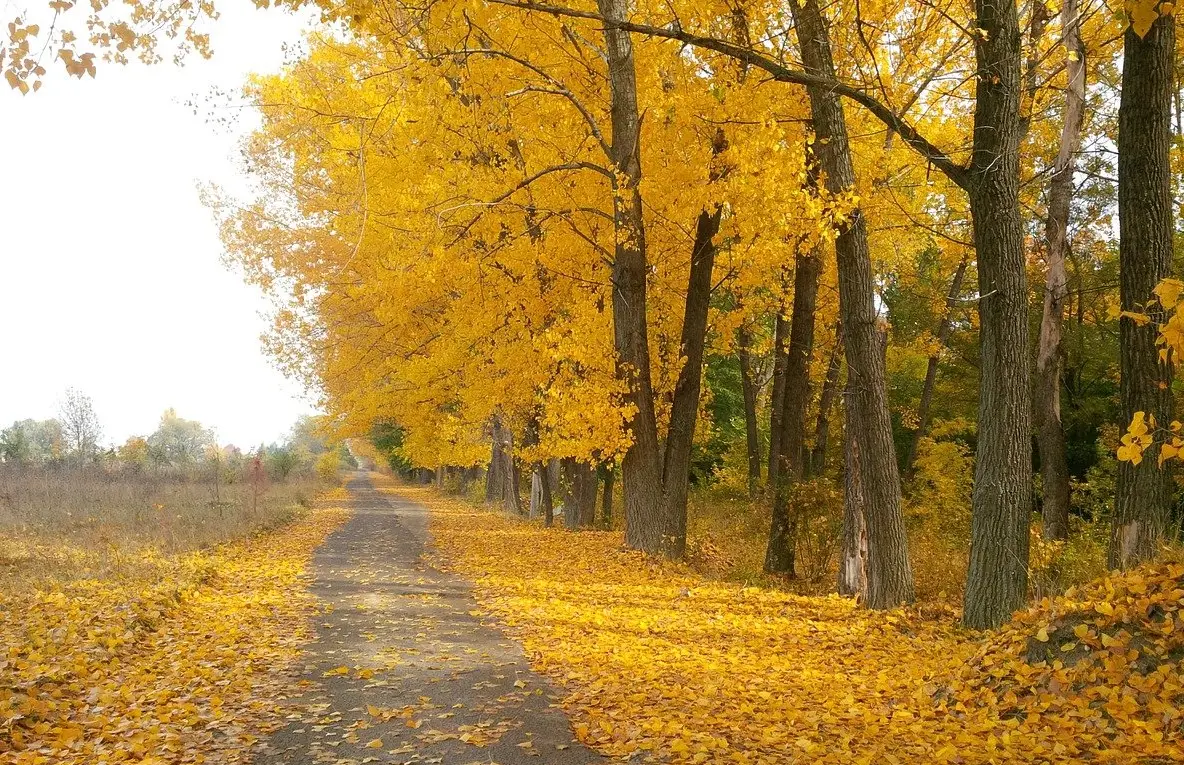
[767,310,790,487]
[810,321,844,477]
[659,207,721,557]
[597,0,665,554]
[962,0,1032,630]
[737,323,762,493]
[765,244,823,574]
[1111,13,1176,569]
[838,387,869,599]
[1036,0,1085,542]
[790,0,915,609]
[904,254,969,479]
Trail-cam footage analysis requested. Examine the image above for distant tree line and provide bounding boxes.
[0,392,355,482]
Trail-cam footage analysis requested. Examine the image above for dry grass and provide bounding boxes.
[0,463,325,586]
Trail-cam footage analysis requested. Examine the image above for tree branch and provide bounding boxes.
[482,0,971,189]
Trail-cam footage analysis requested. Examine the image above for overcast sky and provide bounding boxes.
[0,4,322,448]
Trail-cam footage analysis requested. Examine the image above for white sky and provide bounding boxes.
[0,4,321,449]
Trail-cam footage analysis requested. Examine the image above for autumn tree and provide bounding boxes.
[1111,0,1176,569]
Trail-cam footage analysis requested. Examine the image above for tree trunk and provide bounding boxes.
[765,243,823,574]
[1036,0,1085,542]
[810,321,844,477]
[962,0,1032,630]
[1111,12,1176,569]
[597,0,665,554]
[838,385,869,599]
[507,456,524,513]
[600,462,615,527]
[537,464,554,525]
[737,323,762,493]
[485,414,507,504]
[767,310,790,487]
[789,0,915,609]
[560,458,597,528]
[530,469,542,519]
[659,206,722,557]
[904,254,969,479]
[544,460,556,527]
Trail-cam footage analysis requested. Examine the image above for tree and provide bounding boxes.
[1111,2,1176,569]
[147,408,215,467]
[0,422,32,463]
[1034,0,1087,542]
[784,0,915,608]
[59,388,101,464]
[265,446,300,481]
[118,436,150,470]
[736,323,762,493]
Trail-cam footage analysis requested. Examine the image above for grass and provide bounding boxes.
[0,464,324,587]
[0,463,350,764]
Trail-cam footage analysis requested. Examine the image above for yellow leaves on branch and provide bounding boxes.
[1126,0,1175,37]
[1116,410,1156,465]
[1116,278,1184,466]
[0,498,350,764]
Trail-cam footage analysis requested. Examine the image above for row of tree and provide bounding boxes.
[4,0,1154,628]
[203,0,1180,628]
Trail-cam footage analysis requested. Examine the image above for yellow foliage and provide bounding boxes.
[405,485,1184,762]
[962,557,1184,762]
[315,449,341,481]
[0,492,351,763]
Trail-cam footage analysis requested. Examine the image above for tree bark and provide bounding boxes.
[962,0,1032,630]
[767,310,790,487]
[600,462,615,527]
[838,384,868,600]
[737,323,762,493]
[508,456,524,513]
[765,243,823,574]
[810,321,844,477]
[537,463,554,525]
[597,0,665,554]
[544,460,556,527]
[789,0,915,609]
[904,254,969,479]
[485,414,507,504]
[561,458,597,528]
[1036,0,1085,542]
[659,206,722,557]
[1111,12,1176,570]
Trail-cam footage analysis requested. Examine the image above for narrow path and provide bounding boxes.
[254,473,605,765]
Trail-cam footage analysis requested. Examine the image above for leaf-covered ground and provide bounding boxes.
[0,489,352,764]
[252,473,604,765]
[409,486,1184,764]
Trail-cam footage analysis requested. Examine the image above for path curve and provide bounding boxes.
[253,473,605,765]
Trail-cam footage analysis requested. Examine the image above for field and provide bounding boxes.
[0,464,347,764]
